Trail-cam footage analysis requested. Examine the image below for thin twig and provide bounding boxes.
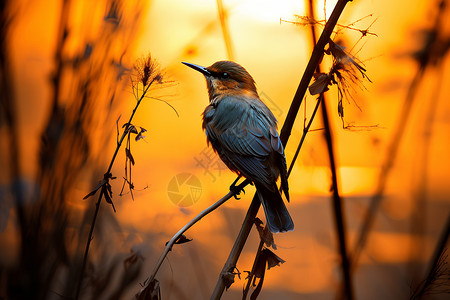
[308,0,353,298]
[50,0,71,113]
[409,61,445,279]
[350,68,425,270]
[145,96,180,117]
[242,240,264,299]
[76,79,155,300]
[216,0,234,60]
[75,190,103,299]
[320,92,354,300]
[107,80,154,174]
[283,14,378,38]
[286,97,322,178]
[410,215,450,299]
[136,179,252,298]
[280,0,352,146]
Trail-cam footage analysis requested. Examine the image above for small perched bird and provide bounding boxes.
[183,61,294,233]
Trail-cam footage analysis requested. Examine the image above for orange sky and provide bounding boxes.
[2,0,450,299]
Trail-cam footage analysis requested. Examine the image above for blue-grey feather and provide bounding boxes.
[202,93,286,190]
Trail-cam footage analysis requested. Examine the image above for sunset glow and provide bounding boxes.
[1,0,449,299]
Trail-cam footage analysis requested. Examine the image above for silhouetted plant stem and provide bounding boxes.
[0,0,23,241]
[51,0,71,113]
[280,0,352,146]
[320,92,354,300]
[216,0,234,60]
[75,191,103,299]
[136,179,252,298]
[286,86,322,178]
[410,214,450,299]
[211,193,261,300]
[107,80,153,173]
[350,0,448,268]
[211,1,353,299]
[350,67,425,272]
[76,79,155,300]
[308,0,353,298]
[242,240,264,299]
[409,62,445,279]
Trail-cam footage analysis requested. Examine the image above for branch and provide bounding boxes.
[211,1,354,299]
[320,92,354,300]
[286,97,322,178]
[210,193,261,300]
[136,179,252,298]
[280,0,352,146]
[77,73,157,300]
[308,1,353,299]
[242,240,264,299]
[216,0,234,60]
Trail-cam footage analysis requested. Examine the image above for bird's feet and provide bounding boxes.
[230,176,245,200]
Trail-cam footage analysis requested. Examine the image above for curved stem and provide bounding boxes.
[106,80,153,173]
[286,97,322,178]
[77,80,154,299]
[136,179,252,298]
[76,190,103,300]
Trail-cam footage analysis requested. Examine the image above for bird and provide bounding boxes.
[183,60,294,233]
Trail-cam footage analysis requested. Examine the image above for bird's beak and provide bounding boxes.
[182,62,211,76]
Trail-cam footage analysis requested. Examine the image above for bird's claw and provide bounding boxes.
[230,183,245,200]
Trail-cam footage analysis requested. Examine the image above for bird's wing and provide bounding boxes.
[270,125,289,201]
[204,96,281,189]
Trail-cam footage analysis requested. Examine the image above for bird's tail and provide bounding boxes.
[255,183,294,233]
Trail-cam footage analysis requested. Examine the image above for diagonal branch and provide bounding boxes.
[77,77,156,300]
[211,1,354,299]
[280,0,352,146]
[211,193,260,300]
[308,0,353,298]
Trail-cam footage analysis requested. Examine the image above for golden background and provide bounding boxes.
[0,0,449,299]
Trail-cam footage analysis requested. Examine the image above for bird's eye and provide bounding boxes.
[222,72,229,79]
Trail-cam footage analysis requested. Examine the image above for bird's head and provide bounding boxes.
[183,61,257,101]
